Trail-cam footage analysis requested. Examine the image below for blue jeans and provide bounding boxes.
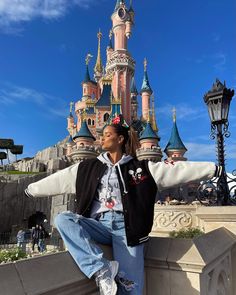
[54,211,144,295]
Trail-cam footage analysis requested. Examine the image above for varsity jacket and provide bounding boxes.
[25,156,220,246]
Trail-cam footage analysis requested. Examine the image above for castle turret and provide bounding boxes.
[94,30,103,82]
[141,58,153,122]
[136,118,162,162]
[106,0,135,124]
[67,102,75,136]
[66,135,75,156]
[130,77,138,121]
[71,119,98,162]
[164,108,187,161]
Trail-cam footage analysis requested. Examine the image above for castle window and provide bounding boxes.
[104,113,109,122]
[92,120,95,125]
[88,118,92,125]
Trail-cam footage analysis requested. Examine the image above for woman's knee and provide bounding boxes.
[54,211,73,228]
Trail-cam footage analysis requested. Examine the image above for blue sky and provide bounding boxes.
[0,0,235,172]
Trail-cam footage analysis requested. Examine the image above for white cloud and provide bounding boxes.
[185,142,236,161]
[157,103,206,122]
[0,82,68,117]
[0,0,96,33]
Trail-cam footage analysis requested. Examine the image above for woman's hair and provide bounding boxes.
[109,123,140,157]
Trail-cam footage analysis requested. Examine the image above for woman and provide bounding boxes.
[25,119,220,295]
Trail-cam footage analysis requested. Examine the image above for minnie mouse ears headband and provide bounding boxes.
[112,114,129,129]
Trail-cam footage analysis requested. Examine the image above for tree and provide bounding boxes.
[10,145,24,162]
[0,139,14,164]
[0,152,7,165]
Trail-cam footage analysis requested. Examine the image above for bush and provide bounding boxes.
[169,228,204,239]
[0,248,27,263]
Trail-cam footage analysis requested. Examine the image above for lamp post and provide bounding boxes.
[203,79,235,205]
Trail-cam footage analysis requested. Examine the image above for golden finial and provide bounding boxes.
[85,53,93,65]
[144,58,147,72]
[172,107,176,122]
[69,102,74,113]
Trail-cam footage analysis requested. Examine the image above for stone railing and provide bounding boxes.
[151,204,236,236]
[0,228,235,295]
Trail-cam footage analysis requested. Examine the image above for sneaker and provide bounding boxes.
[95,261,119,295]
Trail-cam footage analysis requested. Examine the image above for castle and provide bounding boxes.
[65,0,187,164]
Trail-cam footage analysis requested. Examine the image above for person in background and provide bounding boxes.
[25,115,221,295]
[16,229,26,252]
[38,225,46,253]
[31,224,40,252]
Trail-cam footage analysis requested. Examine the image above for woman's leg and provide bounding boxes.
[54,211,112,278]
[111,213,145,295]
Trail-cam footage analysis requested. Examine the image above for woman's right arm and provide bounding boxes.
[24,162,80,198]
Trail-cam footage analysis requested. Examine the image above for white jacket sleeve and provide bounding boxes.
[25,162,80,198]
[148,160,219,192]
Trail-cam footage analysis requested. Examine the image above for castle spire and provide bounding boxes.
[164,109,187,160]
[94,29,103,82]
[84,53,93,82]
[151,94,158,132]
[172,107,176,123]
[141,58,153,94]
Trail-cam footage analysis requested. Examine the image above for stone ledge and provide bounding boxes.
[0,228,235,295]
[196,206,236,221]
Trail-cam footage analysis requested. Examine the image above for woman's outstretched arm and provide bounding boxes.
[148,160,221,191]
[24,162,80,198]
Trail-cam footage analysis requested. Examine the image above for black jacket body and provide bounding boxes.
[75,158,157,246]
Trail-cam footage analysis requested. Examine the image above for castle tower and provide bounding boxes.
[106,0,135,125]
[94,30,103,82]
[67,102,75,136]
[71,119,98,161]
[141,58,153,122]
[66,135,75,156]
[130,77,138,121]
[164,108,187,161]
[136,117,162,162]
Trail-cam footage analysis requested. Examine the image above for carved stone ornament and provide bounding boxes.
[153,211,193,230]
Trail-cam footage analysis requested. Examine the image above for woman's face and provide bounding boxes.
[101,126,124,152]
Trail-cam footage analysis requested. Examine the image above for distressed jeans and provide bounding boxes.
[54,211,144,295]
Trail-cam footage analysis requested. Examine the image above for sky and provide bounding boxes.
[0,0,235,172]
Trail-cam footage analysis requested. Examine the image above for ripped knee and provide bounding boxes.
[116,272,137,292]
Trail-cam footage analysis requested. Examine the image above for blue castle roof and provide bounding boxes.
[130,77,138,95]
[83,65,91,83]
[139,122,158,140]
[73,120,96,141]
[96,84,112,107]
[140,70,153,94]
[164,121,187,152]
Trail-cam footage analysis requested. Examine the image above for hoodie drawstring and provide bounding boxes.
[116,164,128,194]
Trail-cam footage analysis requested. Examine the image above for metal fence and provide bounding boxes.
[0,232,63,252]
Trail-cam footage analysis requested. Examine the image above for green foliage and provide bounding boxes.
[169,228,204,239]
[0,152,7,160]
[0,248,27,263]
[0,171,41,175]
[10,145,24,155]
[0,139,14,149]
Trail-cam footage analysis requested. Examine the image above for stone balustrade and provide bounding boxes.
[0,228,235,295]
